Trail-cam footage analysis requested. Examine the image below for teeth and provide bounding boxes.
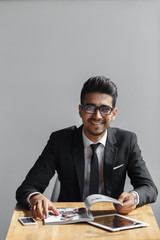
[91,121,102,125]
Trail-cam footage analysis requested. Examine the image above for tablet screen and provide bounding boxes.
[94,215,140,228]
[89,214,148,231]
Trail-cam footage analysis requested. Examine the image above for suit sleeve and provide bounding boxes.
[16,133,57,208]
[127,132,158,206]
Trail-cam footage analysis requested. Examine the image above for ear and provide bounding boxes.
[79,105,83,118]
[111,108,117,121]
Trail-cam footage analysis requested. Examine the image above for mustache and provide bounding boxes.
[88,118,106,124]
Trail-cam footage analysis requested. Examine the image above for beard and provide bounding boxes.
[87,118,107,136]
[87,127,106,136]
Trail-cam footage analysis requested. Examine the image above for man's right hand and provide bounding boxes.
[30,194,59,220]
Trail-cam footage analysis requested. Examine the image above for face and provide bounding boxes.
[79,93,117,142]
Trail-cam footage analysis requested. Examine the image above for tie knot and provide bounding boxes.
[90,143,100,153]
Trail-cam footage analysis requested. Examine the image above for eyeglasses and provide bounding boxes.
[81,104,114,116]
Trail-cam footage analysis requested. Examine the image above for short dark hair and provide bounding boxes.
[80,76,118,108]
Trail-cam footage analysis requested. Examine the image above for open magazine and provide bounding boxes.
[44,194,123,225]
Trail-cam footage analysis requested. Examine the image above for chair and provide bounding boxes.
[50,173,60,202]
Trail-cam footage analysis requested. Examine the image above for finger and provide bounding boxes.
[114,198,135,214]
[118,194,129,203]
[118,198,124,204]
[116,205,132,215]
[122,198,133,207]
[36,201,44,220]
[42,200,49,219]
[120,202,136,213]
[48,203,60,216]
[31,204,38,219]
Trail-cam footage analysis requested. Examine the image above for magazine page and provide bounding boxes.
[44,207,94,225]
[84,194,123,211]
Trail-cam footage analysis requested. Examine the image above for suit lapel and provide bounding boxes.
[72,125,84,200]
[104,127,118,196]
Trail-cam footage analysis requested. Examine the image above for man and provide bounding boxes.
[16,76,158,220]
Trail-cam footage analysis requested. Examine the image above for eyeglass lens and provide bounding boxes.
[84,105,112,115]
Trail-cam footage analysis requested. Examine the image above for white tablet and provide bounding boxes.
[88,214,149,232]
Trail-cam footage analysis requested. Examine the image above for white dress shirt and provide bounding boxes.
[82,129,107,200]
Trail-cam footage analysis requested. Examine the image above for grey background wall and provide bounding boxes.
[0,0,159,239]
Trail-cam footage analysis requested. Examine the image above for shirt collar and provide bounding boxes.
[82,128,107,148]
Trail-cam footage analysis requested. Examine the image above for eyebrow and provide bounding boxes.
[84,103,111,108]
[84,103,96,106]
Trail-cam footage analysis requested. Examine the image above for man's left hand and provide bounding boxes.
[114,192,136,215]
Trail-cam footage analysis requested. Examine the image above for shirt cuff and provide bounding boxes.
[26,192,41,206]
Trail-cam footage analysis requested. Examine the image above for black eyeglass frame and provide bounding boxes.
[81,104,114,116]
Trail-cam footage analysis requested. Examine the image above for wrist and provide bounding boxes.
[128,191,139,207]
[29,193,42,205]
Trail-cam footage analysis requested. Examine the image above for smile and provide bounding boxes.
[89,120,105,125]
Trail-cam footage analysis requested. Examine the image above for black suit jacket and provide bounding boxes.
[16,125,158,208]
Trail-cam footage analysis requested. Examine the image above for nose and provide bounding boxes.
[93,109,102,118]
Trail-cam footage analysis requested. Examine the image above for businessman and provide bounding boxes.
[16,76,158,220]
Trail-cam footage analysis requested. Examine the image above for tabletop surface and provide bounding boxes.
[6,202,160,240]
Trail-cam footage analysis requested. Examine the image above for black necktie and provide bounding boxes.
[89,143,100,195]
